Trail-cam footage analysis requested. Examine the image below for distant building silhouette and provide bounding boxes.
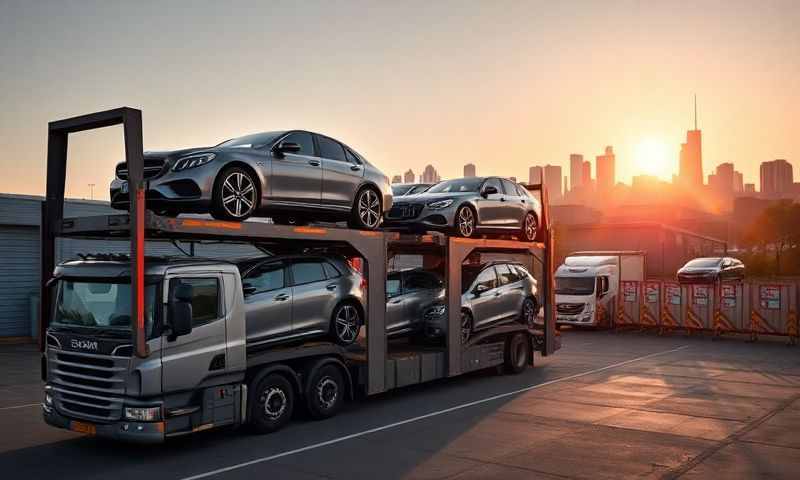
[569,154,584,191]
[733,171,743,193]
[529,166,543,185]
[709,162,734,194]
[581,161,592,187]
[760,159,793,197]
[745,183,756,194]
[391,175,402,184]
[463,163,476,177]
[544,165,562,199]
[403,169,415,184]
[596,146,615,190]
[421,165,440,184]
[510,176,517,182]
[679,97,703,186]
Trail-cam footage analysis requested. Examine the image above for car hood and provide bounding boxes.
[678,267,719,274]
[397,191,476,203]
[115,146,215,169]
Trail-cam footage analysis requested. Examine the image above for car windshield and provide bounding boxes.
[555,276,595,295]
[52,280,158,339]
[392,185,413,196]
[427,178,483,194]
[685,258,722,268]
[216,132,284,149]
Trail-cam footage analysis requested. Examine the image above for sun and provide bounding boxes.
[634,137,672,180]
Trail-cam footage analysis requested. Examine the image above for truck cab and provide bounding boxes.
[555,257,618,327]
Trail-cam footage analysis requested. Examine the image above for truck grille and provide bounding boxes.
[50,349,129,422]
[556,303,585,315]
[116,158,166,180]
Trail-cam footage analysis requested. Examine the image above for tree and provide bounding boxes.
[744,200,800,275]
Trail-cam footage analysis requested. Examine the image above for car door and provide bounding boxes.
[289,259,337,337]
[475,177,506,227]
[269,131,322,205]
[318,135,364,209]
[161,275,228,393]
[468,266,501,329]
[501,179,526,227]
[385,272,408,334]
[495,264,525,320]
[242,261,292,344]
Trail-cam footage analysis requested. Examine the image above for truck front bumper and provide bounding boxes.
[43,404,165,444]
[556,313,595,326]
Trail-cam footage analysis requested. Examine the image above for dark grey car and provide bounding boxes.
[238,255,365,347]
[677,257,745,284]
[424,262,539,342]
[386,269,444,337]
[384,177,541,241]
[110,131,392,228]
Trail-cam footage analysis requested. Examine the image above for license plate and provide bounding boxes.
[120,181,128,194]
[71,421,96,435]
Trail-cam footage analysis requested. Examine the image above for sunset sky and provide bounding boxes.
[0,0,798,200]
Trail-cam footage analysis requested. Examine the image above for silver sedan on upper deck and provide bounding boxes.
[109,130,392,228]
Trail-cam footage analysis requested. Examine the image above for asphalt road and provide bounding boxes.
[1,331,799,479]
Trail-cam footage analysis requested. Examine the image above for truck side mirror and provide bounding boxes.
[168,283,193,340]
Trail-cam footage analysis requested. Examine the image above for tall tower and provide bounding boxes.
[596,146,615,190]
[679,96,703,187]
[569,154,584,191]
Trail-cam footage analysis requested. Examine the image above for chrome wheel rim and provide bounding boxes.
[316,377,338,410]
[221,172,256,218]
[358,190,381,228]
[262,387,287,419]
[524,214,537,241]
[523,300,535,328]
[335,305,359,343]
[458,207,474,237]
[461,312,471,343]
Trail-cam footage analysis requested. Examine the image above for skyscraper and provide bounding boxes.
[760,159,793,197]
[596,146,615,190]
[711,162,734,193]
[403,169,415,184]
[581,161,592,188]
[544,165,562,199]
[569,154,584,191]
[678,96,703,187]
[421,165,440,184]
[463,163,476,177]
[529,166,543,185]
[733,171,743,193]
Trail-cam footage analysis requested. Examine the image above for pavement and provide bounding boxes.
[1,331,798,479]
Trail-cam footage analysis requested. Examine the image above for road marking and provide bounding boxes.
[180,345,689,480]
[0,403,39,411]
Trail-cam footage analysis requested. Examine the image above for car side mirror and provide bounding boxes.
[242,283,257,296]
[273,142,301,157]
[481,185,498,198]
[168,284,193,340]
[474,284,490,295]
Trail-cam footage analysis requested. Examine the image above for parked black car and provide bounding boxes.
[677,257,745,284]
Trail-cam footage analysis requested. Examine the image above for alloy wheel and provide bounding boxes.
[524,214,537,241]
[457,207,475,237]
[335,305,359,344]
[315,377,339,410]
[523,299,536,329]
[221,171,256,218]
[357,189,381,228]
[461,311,472,343]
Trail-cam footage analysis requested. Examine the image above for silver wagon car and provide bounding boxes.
[110,131,392,228]
[384,177,541,241]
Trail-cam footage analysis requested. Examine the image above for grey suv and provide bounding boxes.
[109,131,392,228]
[238,255,366,347]
[424,262,539,342]
[384,177,541,240]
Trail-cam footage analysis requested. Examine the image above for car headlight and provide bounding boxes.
[427,199,454,209]
[124,406,162,422]
[172,153,216,171]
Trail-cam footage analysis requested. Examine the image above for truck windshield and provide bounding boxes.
[52,280,158,338]
[555,277,595,295]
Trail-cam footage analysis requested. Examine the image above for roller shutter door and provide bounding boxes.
[0,226,39,336]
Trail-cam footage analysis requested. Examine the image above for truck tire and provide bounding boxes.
[504,332,529,374]
[305,364,346,420]
[250,373,294,434]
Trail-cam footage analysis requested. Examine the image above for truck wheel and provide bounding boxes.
[305,364,346,420]
[332,303,361,346]
[250,373,294,434]
[504,332,529,374]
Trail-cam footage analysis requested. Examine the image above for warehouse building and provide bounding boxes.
[0,194,259,339]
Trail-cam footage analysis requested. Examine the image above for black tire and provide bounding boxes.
[521,212,538,242]
[212,166,259,221]
[249,373,294,434]
[305,364,346,420]
[520,298,537,329]
[331,302,362,346]
[454,205,476,238]
[504,332,529,374]
[461,309,473,344]
[349,187,382,230]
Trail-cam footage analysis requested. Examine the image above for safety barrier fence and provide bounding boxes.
[613,279,799,345]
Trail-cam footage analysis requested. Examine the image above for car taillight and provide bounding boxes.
[360,275,368,291]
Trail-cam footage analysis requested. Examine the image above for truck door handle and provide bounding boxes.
[308,160,321,166]
[274,293,289,301]
[326,284,337,291]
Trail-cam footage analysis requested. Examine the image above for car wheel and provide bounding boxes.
[212,166,258,221]
[349,187,382,230]
[504,332,529,374]
[332,302,361,346]
[521,212,538,242]
[249,373,294,434]
[305,364,346,420]
[520,298,537,329]
[461,310,473,344]
[455,205,476,238]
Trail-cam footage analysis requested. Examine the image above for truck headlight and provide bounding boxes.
[427,199,454,209]
[124,406,162,422]
[172,153,216,171]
